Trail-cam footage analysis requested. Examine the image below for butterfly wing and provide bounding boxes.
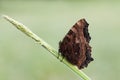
[59,19,93,69]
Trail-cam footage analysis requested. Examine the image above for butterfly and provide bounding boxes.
[59,19,93,69]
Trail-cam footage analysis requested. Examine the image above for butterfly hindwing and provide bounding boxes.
[59,19,93,69]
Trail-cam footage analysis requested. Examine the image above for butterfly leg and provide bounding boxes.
[57,52,64,62]
[57,52,60,59]
[60,56,64,62]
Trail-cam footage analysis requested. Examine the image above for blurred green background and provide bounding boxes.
[0,0,120,80]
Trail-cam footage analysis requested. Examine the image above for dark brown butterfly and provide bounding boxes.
[59,19,93,69]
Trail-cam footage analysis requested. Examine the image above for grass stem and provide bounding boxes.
[3,15,91,80]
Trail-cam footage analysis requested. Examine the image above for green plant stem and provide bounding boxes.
[3,15,91,80]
